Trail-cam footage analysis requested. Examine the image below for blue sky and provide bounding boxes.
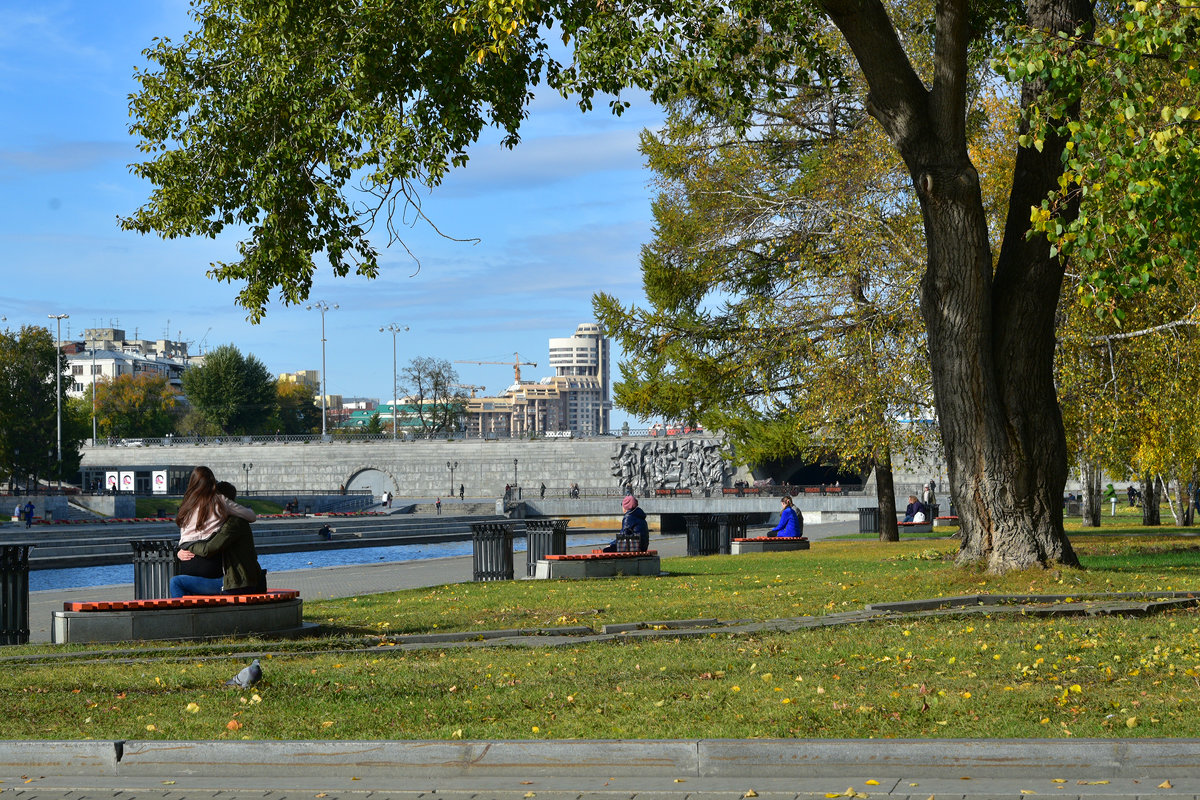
[0,1,663,426]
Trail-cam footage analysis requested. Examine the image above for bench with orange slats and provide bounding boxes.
[52,589,310,644]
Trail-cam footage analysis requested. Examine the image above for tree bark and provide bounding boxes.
[822,0,1090,573]
[875,450,899,542]
[1141,473,1161,526]
[1080,461,1101,527]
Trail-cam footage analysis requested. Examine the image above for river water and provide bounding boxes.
[29,534,615,592]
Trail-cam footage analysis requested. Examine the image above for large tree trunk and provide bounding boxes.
[824,0,1092,572]
[1141,473,1161,526]
[1080,461,1102,527]
[875,450,899,542]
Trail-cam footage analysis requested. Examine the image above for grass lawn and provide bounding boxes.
[4,521,1200,741]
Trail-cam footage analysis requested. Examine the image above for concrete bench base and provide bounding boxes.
[52,591,312,643]
[898,522,933,534]
[731,537,810,554]
[933,516,959,527]
[534,551,661,579]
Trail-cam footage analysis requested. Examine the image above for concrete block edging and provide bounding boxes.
[5,739,1200,779]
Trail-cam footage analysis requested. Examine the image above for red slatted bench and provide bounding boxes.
[53,589,312,644]
[534,550,661,579]
[731,537,810,554]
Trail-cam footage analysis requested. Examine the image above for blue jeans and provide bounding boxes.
[169,574,224,598]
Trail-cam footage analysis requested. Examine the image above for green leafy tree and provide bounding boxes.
[0,325,81,488]
[180,344,276,434]
[273,380,322,435]
[129,0,1190,572]
[90,373,180,439]
[598,89,934,542]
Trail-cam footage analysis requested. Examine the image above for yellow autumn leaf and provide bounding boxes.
[161,781,175,785]
[1021,791,1036,795]
[744,791,758,798]
[865,780,879,786]
[1159,780,1173,789]
[185,702,200,713]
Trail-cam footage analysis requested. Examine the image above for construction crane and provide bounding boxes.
[451,384,486,398]
[455,352,537,384]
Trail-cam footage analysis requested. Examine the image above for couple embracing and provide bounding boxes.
[169,466,267,598]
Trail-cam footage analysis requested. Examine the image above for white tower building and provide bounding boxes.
[547,322,611,435]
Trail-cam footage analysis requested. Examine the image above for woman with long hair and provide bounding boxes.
[768,495,803,538]
[173,466,256,591]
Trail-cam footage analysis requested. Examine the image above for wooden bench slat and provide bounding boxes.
[64,589,299,613]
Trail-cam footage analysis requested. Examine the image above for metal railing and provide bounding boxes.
[85,428,715,449]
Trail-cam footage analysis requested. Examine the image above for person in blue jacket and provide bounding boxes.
[769,495,803,537]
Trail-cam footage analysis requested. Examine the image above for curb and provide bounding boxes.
[3,739,1200,779]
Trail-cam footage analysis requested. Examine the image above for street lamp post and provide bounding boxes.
[242,462,253,492]
[379,323,409,440]
[90,346,97,444]
[305,301,339,436]
[447,460,458,497]
[48,314,68,488]
[513,458,518,489]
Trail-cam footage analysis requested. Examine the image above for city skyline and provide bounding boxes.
[1,2,664,428]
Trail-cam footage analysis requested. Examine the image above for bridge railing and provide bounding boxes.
[85,428,714,449]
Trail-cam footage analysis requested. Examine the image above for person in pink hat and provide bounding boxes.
[603,494,650,552]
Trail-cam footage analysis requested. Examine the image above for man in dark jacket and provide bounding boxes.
[171,482,266,596]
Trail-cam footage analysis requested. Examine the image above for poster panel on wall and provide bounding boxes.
[152,470,167,495]
[105,471,119,491]
[119,471,135,492]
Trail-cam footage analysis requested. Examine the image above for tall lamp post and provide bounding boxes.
[48,314,68,488]
[305,301,339,436]
[447,460,458,497]
[242,462,254,492]
[90,346,97,444]
[380,323,409,440]
[513,458,518,488]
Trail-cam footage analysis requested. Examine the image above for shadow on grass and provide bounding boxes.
[1080,544,1200,573]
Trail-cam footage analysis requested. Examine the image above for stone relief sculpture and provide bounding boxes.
[611,439,729,492]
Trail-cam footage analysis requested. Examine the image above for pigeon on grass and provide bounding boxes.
[225,659,262,689]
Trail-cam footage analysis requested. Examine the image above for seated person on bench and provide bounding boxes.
[602,494,650,552]
[903,495,928,523]
[170,481,267,597]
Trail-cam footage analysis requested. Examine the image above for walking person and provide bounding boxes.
[22,500,34,529]
[435,497,442,515]
[459,484,464,501]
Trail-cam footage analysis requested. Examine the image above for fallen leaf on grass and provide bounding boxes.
[185,702,200,713]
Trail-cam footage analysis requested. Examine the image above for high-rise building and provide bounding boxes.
[547,322,611,434]
[461,322,612,437]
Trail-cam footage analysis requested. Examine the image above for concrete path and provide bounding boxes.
[2,738,1199,798]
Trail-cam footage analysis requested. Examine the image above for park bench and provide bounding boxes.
[52,589,311,644]
[534,549,661,579]
[803,487,822,494]
[730,536,811,554]
[933,515,960,528]
[898,521,934,534]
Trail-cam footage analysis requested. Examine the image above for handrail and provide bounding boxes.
[83,428,714,448]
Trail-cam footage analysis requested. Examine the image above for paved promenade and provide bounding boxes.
[13,523,1200,798]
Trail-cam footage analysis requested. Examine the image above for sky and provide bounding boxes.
[0,1,665,428]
